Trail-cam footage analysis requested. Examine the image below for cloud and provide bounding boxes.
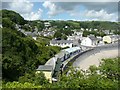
[55,2,118,13]
[3,0,33,14]
[2,0,119,21]
[70,9,117,21]
[42,1,80,17]
[2,0,43,20]
[84,9,117,21]
[82,2,118,13]
[23,8,43,20]
[42,1,118,21]
[42,1,63,17]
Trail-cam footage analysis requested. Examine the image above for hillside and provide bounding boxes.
[1,9,119,89]
[49,20,120,31]
[2,27,41,81]
[2,10,61,81]
[1,9,120,32]
[1,9,45,31]
[2,9,27,29]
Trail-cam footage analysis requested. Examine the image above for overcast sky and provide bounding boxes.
[2,0,119,21]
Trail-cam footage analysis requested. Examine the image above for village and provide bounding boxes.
[13,21,120,83]
[2,1,120,88]
[15,21,120,48]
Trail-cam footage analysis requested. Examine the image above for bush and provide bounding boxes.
[19,71,49,85]
[2,81,42,88]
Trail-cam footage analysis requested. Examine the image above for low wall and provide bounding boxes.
[63,49,94,71]
[63,43,119,71]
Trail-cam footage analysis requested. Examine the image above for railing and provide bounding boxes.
[63,42,119,72]
[62,48,94,71]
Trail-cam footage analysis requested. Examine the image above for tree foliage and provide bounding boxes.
[46,57,119,89]
[83,30,106,37]
[2,28,61,81]
[2,9,120,89]
[2,28,41,81]
[19,71,49,85]
[2,81,42,88]
[2,9,26,25]
[54,29,73,39]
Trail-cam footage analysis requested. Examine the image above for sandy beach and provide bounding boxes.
[73,49,118,71]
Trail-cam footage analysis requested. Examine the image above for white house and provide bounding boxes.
[0,24,2,28]
[67,35,82,40]
[32,36,37,40]
[39,30,55,37]
[74,31,83,37]
[80,28,84,31]
[44,22,51,27]
[103,30,110,35]
[50,39,73,48]
[81,36,98,47]
[103,35,120,44]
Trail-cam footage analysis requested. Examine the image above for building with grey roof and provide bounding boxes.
[36,65,53,71]
[36,65,53,83]
[81,35,98,47]
[50,39,73,48]
[103,35,120,44]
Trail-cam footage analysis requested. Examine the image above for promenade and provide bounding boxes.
[73,43,119,71]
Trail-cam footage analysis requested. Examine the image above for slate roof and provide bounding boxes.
[88,36,97,41]
[51,39,73,44]
[36,65,53,71]
[24,31,37,37]
[63,47,81,53]
[110,35,120,39]
[55,51,66,59]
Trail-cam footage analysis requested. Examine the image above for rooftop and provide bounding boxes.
[63,47,80,53]
[88,36,97,41]
[55,51,66,58]
[36,65,53,71]
[50,39,73,44]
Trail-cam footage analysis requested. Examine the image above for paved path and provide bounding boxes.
[73,43,119,71]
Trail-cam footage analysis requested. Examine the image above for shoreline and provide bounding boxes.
[73,49,118,71]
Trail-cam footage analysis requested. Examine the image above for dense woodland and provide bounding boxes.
[1,9,120,89]
[2,57,120,89]
[1,9,120,31]
[2,9,61,82]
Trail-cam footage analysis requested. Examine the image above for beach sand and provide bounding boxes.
[73,49,118,71]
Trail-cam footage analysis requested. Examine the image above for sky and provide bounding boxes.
[2,0,120,22]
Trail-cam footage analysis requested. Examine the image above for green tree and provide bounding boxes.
[99,58,120,80]
[2,28,41,81]
[2,81,42,88]
[61,34,67,40]
[19,71,49,85]
[2,9,26,25]
[2,18,15,29]
[54,31,62,39]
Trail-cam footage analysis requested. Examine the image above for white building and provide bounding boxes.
[103,35,120,44]
[103,30,110,35]
[74,31,83,37]
[50,39,73,48]
[0,24,2,28]
[67,35,82,41]
[44,22,51,27]
[39,30,55,37]
[32,36,37,40]
[80,28,84,31]
[81,36,98,47]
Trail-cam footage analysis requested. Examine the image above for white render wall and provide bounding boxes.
[50,43,73,48]
[81,37,92,46]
